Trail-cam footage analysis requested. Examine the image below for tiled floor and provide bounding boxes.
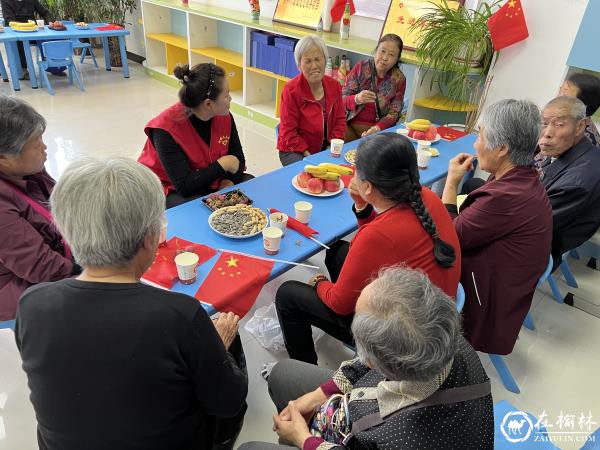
[1,58,599,450]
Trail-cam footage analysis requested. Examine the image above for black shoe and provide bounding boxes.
[52,71,67,77]
[19,70,29,81]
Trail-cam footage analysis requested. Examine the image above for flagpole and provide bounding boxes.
[217,249,321,269]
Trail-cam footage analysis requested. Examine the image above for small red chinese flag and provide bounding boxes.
[487,0,529,51]
[142,237,217,289]
[195,252,274,318]
[330,0,355,23]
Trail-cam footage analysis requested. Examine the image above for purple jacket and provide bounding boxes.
[0,170,73,320]
[450,167,552,355]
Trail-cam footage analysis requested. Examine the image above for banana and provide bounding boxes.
[406,120,431,132]
[411,119,431,126]
[318,163,353,175]
[10,20,37,31]
[304,165,327,175]
[314,172,341,181]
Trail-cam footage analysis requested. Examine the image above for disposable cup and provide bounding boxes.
[294,201,313,224]
[330,139,344,157]
[36,20,44,29]
[396,128,409,137]
[417,140,432,153]
[175,252,199,285]
[159,218,168,247]
[417,149,432,169]
[269,212,288,236]
[263,227,283,255]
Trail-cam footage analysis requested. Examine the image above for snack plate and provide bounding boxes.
[201,189,254,212]
[344,150,356,165]
[291,175,344,197]
[76,26,90,30]
[407,133,442,144]
[208,207,266,239]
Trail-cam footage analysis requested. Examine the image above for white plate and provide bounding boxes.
[344,150,356,165]
[208,207,266,239]
[408,133,442,144]
[292,175,345,197]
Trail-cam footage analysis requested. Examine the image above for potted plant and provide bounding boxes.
[410,0,500,131]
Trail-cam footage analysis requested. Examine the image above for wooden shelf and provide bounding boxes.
[147,33,188,49]
[246,66,290,83]
[191,47,242,67]
[413,95,478,112]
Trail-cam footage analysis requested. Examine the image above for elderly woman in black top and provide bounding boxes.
[240,266,494,450]
[16,158,247,450]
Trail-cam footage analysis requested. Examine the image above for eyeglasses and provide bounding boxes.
[205,64,216,99]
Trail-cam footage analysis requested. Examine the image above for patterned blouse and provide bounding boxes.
[342,59,407,130]
[584,116,600,147]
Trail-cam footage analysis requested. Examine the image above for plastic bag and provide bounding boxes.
[245,303,325,352]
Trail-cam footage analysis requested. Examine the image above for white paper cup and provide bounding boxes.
[396,128,409,137]
[417,149,432,169]
[417,140,432,153]
[175,252,199,285]
[330,139,344,157]
[263,226,283,255]
[36,20,45,28]
[159,218,168,246]
[294,201,313,224]
[269,212,288,236]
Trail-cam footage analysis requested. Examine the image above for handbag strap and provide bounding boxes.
[349,380,491,436]
[368,59,384,121]
[0,177,72,260]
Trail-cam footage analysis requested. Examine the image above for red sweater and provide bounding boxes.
[317,188,461,315]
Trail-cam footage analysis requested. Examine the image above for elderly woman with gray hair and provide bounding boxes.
[15,158,248,450]
[277,35,346,166]
[0,96,78,321]
[239,267,494,450]
[441,99,553,356]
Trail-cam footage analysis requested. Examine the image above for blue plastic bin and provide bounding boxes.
[275,37,297,77]
[250,31,274,70]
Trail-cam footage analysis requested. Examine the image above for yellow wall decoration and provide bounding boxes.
[274,0,326,30]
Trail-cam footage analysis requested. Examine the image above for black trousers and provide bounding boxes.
[275,240,353,364]
[166,173,255,209]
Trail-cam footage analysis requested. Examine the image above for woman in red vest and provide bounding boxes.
[139,63,252,208]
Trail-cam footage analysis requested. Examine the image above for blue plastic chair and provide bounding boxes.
[275,123,280,139]
[0,320,16,332]
[580,427,600,449]
[494,400,558,449]
[523,256,554,331]
[36,40,84,95]
[456,282,465,313]
[72,39,99,69]
[0,52,8,82]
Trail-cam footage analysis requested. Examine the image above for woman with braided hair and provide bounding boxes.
[275,133,461,365]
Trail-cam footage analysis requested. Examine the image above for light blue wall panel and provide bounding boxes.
[568,1,600,72]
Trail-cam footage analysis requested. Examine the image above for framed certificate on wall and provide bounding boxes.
[273,0,326,30]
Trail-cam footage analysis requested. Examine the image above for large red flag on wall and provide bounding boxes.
[195,252,274,318]
[487,0,529,51]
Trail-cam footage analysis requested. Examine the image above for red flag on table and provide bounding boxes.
[142,237,217,289]
[195,252,274,318]
[487,0,529,51]
[330,0,355,23]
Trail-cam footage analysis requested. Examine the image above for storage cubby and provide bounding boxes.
[143,3,188,76]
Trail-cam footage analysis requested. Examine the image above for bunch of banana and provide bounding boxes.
[406,119,431,132]
[304,163,354,180]
[10,20,38,31]
[319,163,353,175]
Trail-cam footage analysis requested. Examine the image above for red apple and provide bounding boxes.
[307,178,324,194]
[425,125,437,141]
[408,129,415,138]
[297,171,313,188]
[324,179,340,192]
[413,131,426,140]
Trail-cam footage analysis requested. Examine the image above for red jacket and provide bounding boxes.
[317,188,461,315]
[138,103,231,195]
[277,74,346,155]
[0,171,73,320]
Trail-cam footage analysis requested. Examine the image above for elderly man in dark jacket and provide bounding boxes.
[539,96,600,270]
[1,0,51,79]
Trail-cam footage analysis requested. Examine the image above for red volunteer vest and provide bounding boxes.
[138,103,232,195]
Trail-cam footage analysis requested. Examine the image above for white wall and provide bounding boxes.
[482,0,589,111]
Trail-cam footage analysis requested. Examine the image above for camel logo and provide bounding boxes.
[501,411,534,443]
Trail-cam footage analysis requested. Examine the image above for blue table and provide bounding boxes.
[0,23,130,91]
[307,124,477,186]
[164,129,476,313]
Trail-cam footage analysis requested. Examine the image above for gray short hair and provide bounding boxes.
[351,266,460,382]
[294,35,328,67]
[50,158,165,268]
[0,96,46,156]
[478,99,541,167]
[544,96,587,121]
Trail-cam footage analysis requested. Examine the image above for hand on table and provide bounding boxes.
[356,90,377,105]
[447,153,475,186]
[213,311,240,349]
[219,179,235,189]
[217,155,240,174]
[273,401,313,448]
[348,176,368,210]
[361,126,381,137]
[303,151,311,157]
